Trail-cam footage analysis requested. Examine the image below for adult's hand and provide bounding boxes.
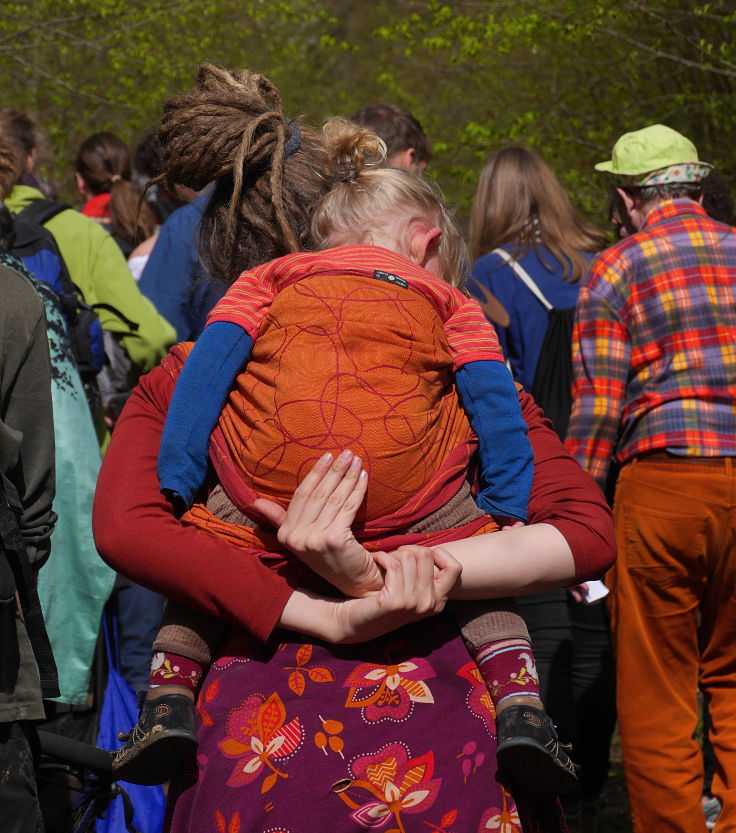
[335,546,461,642]
[279,545,462,644]
[253,450,383,597]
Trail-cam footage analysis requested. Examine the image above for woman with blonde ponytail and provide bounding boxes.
[94,64,615,833]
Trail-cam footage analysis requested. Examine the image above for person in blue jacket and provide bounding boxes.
[138,189,225,342]
[468,145,613,832]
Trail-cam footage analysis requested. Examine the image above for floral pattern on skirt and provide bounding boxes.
[167,614,556,833]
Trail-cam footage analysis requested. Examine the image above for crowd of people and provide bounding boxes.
[0,61,733,833]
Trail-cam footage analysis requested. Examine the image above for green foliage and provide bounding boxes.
[1,0,734,228]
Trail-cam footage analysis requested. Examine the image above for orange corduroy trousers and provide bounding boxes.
[607,456,736,833]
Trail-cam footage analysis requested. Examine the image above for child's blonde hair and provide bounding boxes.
[311,118,467,289]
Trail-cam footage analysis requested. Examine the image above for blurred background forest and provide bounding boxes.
[2,0,735,228]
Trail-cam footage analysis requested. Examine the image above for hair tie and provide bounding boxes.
[283,118,301,159]
[110,174,122,184]
[338,166,358,184]
[243,117,302,181]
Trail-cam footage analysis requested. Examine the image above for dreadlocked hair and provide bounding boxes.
[153,63,332,285]
[312,118,468,289]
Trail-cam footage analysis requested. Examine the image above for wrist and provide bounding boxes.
[278,589,342,643]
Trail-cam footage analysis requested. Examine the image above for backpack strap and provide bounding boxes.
[491,247,554,311]
[92,303,140,332]
[17,201,140,332]
[0,473,59,699]
[17,199,70,229]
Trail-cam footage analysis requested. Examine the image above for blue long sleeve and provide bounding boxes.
[455,360,533,522]
[158,322,252,508]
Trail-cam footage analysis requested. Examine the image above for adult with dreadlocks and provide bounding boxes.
[94,64,615,833]
[111,115,589,809]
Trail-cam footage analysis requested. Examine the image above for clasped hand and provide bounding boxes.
[254,450,461,642]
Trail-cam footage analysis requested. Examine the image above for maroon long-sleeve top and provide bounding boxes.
[93,362,615,643]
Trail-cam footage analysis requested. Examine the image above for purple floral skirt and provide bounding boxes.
[166,613,550,833]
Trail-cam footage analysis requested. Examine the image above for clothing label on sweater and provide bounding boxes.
[372,269,408,289]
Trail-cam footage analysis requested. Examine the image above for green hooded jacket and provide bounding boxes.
[6,185,176,377]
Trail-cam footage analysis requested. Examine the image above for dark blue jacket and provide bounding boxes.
[139,192,224,342]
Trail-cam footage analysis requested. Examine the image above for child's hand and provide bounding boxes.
[253,450,383,597]
[492,516,526,531]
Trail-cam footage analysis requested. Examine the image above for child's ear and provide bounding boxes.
[409,222,442,270]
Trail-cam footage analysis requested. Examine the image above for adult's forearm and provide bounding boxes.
[93,363,294,643]
[442,523,576,599]
[519,389,616,580]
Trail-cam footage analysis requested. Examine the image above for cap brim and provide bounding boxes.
[594,160,614,172]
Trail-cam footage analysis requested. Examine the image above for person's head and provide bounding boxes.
[312,118,465,288]
[0,108,38,179]
[75,132,158,247]
[0,133,26,250]
[701,170,735,225]
[0,132,24,202]
[469,146,607,280]
[607,188,636,240]
[350,103,431,175]
[132,129,162,186]
[595,124,712,231]
[153,64,333,285]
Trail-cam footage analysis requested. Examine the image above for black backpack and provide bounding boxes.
[0,471,59,699]
[8,201,137,413]
[492,248,575,441]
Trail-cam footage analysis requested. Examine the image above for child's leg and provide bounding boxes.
[453,598,578,799]
[406,485,544,712]
[452,598,543,713]
[147,600,227,700]
[145,481,249,700]
[113,601,227,784]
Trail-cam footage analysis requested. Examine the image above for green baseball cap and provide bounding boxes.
[595,124,712,184]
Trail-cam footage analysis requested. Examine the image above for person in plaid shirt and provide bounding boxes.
[565,124,736,833]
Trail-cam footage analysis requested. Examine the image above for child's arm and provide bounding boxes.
[158,321,252,508]
[455,359,533,523]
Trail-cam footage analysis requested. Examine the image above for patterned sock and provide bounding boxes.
[474,638,541,708]
[148,651,204,694]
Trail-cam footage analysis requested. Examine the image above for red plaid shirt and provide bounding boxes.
[565,199,736,486]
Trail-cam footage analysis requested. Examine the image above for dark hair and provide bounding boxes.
[350,102,431,166]
[133,130,162,182]
[76,132,158,248]
[0,132,25,250]
[0,108,37,157]
[469,146,607,280]
[153,63,333,285]
[701,171,735,225]
[0,132,24,200]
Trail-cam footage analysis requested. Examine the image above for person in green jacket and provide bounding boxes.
[0,109,176,399]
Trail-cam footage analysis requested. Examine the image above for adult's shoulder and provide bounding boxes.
[581,235,641,296]
[158,191,209,235]
[471,249,508,278]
